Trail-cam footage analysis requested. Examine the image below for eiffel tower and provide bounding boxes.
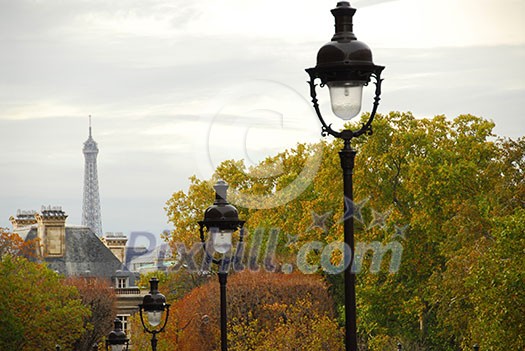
[82,116,103,237]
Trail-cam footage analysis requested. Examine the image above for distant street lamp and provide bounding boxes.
[138,278,170,351]
[198,180,245,351]
[305,2,384,351]
[106,318,129,351]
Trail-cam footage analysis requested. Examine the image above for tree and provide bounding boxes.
[166,271,342,351]
[0,228,38,258]
[352,113,523,349]
[164,175,216,248]
[65,277,116,351]
[138,269,210,302]
[0,255,90,350]
[164,112,524,350]
[228,296,343,351]
[467,208,525,350]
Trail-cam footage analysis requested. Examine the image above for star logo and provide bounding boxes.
[367,208,392,231]
[308,211,331,232]
[285,234,299,247]
[341,197,369,223]
[392,224,409,240]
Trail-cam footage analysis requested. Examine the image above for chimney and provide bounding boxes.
[35,206,67,258]
[102,231,128,262]
[9,209,37,229]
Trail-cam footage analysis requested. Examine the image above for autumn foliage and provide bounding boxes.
[165,113,525,350]
[165,271,343,351]
[0,228,38,258]
[65,277,117,351]
[0,255,90,351]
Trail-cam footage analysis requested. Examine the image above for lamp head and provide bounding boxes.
[140,277,168,327]
[199,180,244,253]
[307,1,384,120]
[106,319,128,351]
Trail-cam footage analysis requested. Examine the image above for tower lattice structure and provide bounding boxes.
[82,117,103,237]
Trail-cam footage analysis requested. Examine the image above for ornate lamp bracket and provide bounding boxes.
[138,305,171,335]
[306,68,383,146]
[198,222,245,266]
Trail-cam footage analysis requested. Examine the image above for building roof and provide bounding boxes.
[13,225,35,241]
[24,226,124,278]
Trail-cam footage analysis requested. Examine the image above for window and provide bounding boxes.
[116,277,128,288]
[117,314,130,335]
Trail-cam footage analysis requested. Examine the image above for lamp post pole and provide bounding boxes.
[218,272,228,351]
[341,142,358,350]
[305,2,384,350]
[199,180,245,351]
[151,332,158,351]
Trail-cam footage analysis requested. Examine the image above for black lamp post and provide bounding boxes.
[305,2,384,351]
[138,277,170,351]
[198,180,245,351]
[106,318,129,351]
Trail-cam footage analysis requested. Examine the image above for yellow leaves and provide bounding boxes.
[229,294,343,351]
[161,271,341,351]
[161,111,524,350]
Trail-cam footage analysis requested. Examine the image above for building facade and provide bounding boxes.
[10,207,144,338]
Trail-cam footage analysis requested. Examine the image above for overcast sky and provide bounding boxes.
[0,0,524,241]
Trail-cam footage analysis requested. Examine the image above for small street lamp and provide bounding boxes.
[138,277,170,351]
[305,2,384,351]
[198,180,245,351]
[106,318,129,351]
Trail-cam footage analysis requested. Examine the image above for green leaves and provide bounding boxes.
[163,112,524,350]
[0,255,90,351]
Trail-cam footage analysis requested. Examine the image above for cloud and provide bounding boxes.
[0,0,523,236]
[353,0,401,7]
[356,0,525,48]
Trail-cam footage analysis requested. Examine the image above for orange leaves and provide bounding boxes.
[64,276,117,350]
[0,228,39,258]
[159,271,342,351]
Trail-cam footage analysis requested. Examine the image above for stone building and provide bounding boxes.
[10,207,143,336]
[102,232,128,263]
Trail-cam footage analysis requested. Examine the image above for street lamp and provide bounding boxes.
[106,318,129,351]
[198,180,245,351]
[305,2,384,351]
[138,277,170,351]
